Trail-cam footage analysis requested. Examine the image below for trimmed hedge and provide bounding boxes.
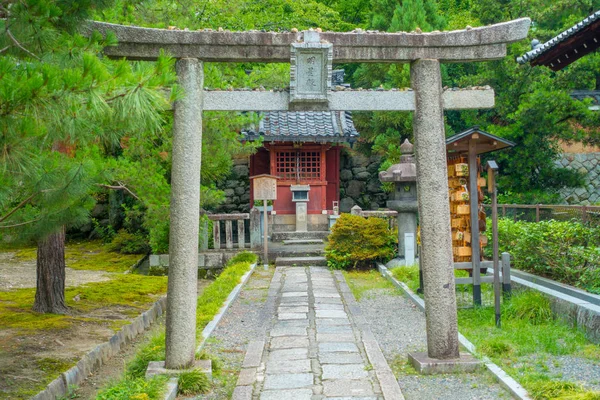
[325,213,396,269]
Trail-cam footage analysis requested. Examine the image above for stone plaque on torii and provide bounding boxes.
[87,19,530,371]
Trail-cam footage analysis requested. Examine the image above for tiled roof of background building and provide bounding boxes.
[242,110,359,143]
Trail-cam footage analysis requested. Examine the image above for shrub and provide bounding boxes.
[486,219,600,293]
[109,230,151,254]
[326,214,396,269]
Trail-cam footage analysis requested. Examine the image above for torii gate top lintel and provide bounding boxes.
[88,18,530,63]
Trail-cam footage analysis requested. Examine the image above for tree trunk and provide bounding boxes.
[33,227,69,314]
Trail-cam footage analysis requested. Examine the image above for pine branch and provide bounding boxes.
[0,192,38,223]
[6,29,40,60]
[96,183,140,200]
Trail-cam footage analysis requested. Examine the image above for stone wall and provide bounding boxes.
[555,153,600,205]
[215,156,251,213]
[339,149,389,212]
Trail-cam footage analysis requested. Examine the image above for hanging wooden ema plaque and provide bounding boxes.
[250,174,278,269]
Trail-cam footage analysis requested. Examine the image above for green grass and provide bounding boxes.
[342,269,396,300]
[177,369,211,395]
[95,375,168,400]
[13,240,142,272]
[99,251,258,397]
[0,274,167,331]
[390,265,420,293]
[388,268,600,399]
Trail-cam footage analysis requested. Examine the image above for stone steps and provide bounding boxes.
[282,239,324,245]
[271,231,329,241]
[275,256,328,267]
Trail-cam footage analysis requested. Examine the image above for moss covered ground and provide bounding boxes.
[0,241,164,399]
[13,240,142,272]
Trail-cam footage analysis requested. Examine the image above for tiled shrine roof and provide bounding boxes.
[242,111,360,143]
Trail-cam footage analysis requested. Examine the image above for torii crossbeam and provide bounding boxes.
[88,18,530,371]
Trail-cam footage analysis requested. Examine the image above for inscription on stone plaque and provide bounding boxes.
[290,33,332,104]
[252,175,278,200]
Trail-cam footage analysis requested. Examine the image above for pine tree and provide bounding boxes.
[0,1,175,313]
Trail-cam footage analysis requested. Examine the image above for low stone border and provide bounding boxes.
[376,263,532,400]
[32,296,168,400]
[196,263,257,354]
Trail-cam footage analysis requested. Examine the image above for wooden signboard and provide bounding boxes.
[251,174,278,201]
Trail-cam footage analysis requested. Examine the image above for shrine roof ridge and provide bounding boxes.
[86,18,530,62]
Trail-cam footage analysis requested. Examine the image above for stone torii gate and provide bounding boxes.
[89,19,530,370]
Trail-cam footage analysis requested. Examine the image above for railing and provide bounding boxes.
[483,204,600,226]
[349,205,398,230]
[204,208,261,250]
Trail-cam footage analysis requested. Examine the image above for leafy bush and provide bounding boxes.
[109,230,151,254]
[486,219,600,293]
[326,214,396,269]
[177,369,211,395]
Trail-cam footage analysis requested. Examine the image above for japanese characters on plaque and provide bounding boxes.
[252,175,278,201]
[290,31,332,104]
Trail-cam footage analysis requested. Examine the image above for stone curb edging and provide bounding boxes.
[333,270,406,400]
[32,295,168,400]
[196,263,257,354]
[376,263,532,400]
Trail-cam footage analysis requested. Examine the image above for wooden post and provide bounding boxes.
[263,200,269,268]
[238,219,246,249]
[468,139,481,306]
[225,220,233,249]
[489,164,501,328]
[536,204,540,222]
[501,252,512,298]
[213,220,221,250]
[250,207,261,249]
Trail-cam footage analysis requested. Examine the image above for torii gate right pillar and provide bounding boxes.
[411,59,459,360]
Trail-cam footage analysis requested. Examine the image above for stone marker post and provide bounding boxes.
[165,58,204,369]
[411,59,460,360]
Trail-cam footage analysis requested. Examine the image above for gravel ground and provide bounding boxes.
[355,287,511,400]
[188,267,275,400]
[510,354,600,392]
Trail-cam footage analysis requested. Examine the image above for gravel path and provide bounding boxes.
[193,267,275,399]
[356,288,511,400]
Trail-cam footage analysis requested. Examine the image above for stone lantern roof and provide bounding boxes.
[379,139,417,182]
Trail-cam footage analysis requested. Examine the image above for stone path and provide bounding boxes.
[232,266,403,399]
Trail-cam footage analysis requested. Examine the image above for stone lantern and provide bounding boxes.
[379,139,418,264]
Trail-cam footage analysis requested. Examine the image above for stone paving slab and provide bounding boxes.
[233,266,402,399]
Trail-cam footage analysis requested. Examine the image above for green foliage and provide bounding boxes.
[528,380,600,400]
[126,333,167,379]
[487,219,600,293]
[326,214,396,269]
[505,291,553,325]
[96,375,168,400]
[177,369,211,395]
[391,265,421,293]
[109,230,151,254]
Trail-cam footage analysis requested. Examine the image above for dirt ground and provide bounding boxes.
[0,251,112,291]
